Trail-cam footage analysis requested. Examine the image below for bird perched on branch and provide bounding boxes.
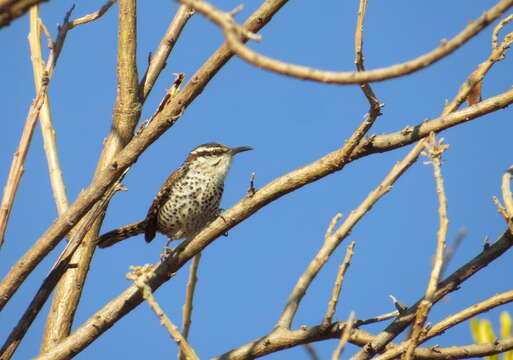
[98,142,252,248]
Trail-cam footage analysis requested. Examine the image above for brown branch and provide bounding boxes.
[502,166,513,220]
[28,6,69,219]
[139,4,194,101]
[492,13,513,49]
[354,0,382,116]
[0,0,50,28]
[130,266,200,360]
[0,70,48,249]
[179,253,201,360]
[322,242,355,327]
[403,134,449,360]
[177,0,513,84]
[304,343,320,360]
[332,312,355,360]
[0,180,124,360]
[41,0,137,352]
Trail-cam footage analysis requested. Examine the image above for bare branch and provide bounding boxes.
[129,266,200,360]
[354,0,382,116]
[0,0,51,28]
[492,13,513,49]
[139,5,194,100]
[177,0,513,84]
[304,343,320,360]
[332,312,355,360]
[323,242,355,327]
[179,253,202,360]
[28,7,69,217]
[502,166,513,219]
[403,134,449,360]
[41,0,138,351]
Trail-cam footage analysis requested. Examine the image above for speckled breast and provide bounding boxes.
[156,173,224,240]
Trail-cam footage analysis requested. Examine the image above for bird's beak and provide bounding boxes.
[231,146,253,155]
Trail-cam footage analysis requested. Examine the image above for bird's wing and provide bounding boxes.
[144,165,187,243]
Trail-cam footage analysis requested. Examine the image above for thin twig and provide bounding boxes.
[492,13,513,49]
[354,0,382,117]
[403,134,449,360]
[354,311,399,326]
[323,242,355,327]
[139,4,194,100]
[332,312,355,360]
[177,0,513,84]
[501,166,513,219]
[441,228,467,276]
[303,343,320,360]
[179,253,202,360]
[130,267,200,360]
[29,6,69,217]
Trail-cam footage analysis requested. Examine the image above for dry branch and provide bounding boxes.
[140,4,194,100]
[179,253,202,360]
[323,242,355,327]
[0,0,50,28]
[130,266,200,360]
[29,6,69,217]
[332,312,355,360]
[403,134,449,360]
[178,0,513,84]
[41,0,136,351]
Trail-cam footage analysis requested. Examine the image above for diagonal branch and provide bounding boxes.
[139,4,194,101]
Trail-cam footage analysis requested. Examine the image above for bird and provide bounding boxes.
[97,142,252,248]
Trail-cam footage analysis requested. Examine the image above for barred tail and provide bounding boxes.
[97,220,146,248]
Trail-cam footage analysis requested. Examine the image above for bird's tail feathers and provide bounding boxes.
[97,220,146,248]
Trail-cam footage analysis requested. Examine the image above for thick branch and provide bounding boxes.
[0,0,50,28]
[41,0,138,351]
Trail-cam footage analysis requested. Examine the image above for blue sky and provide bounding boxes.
[1,0,513,359]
